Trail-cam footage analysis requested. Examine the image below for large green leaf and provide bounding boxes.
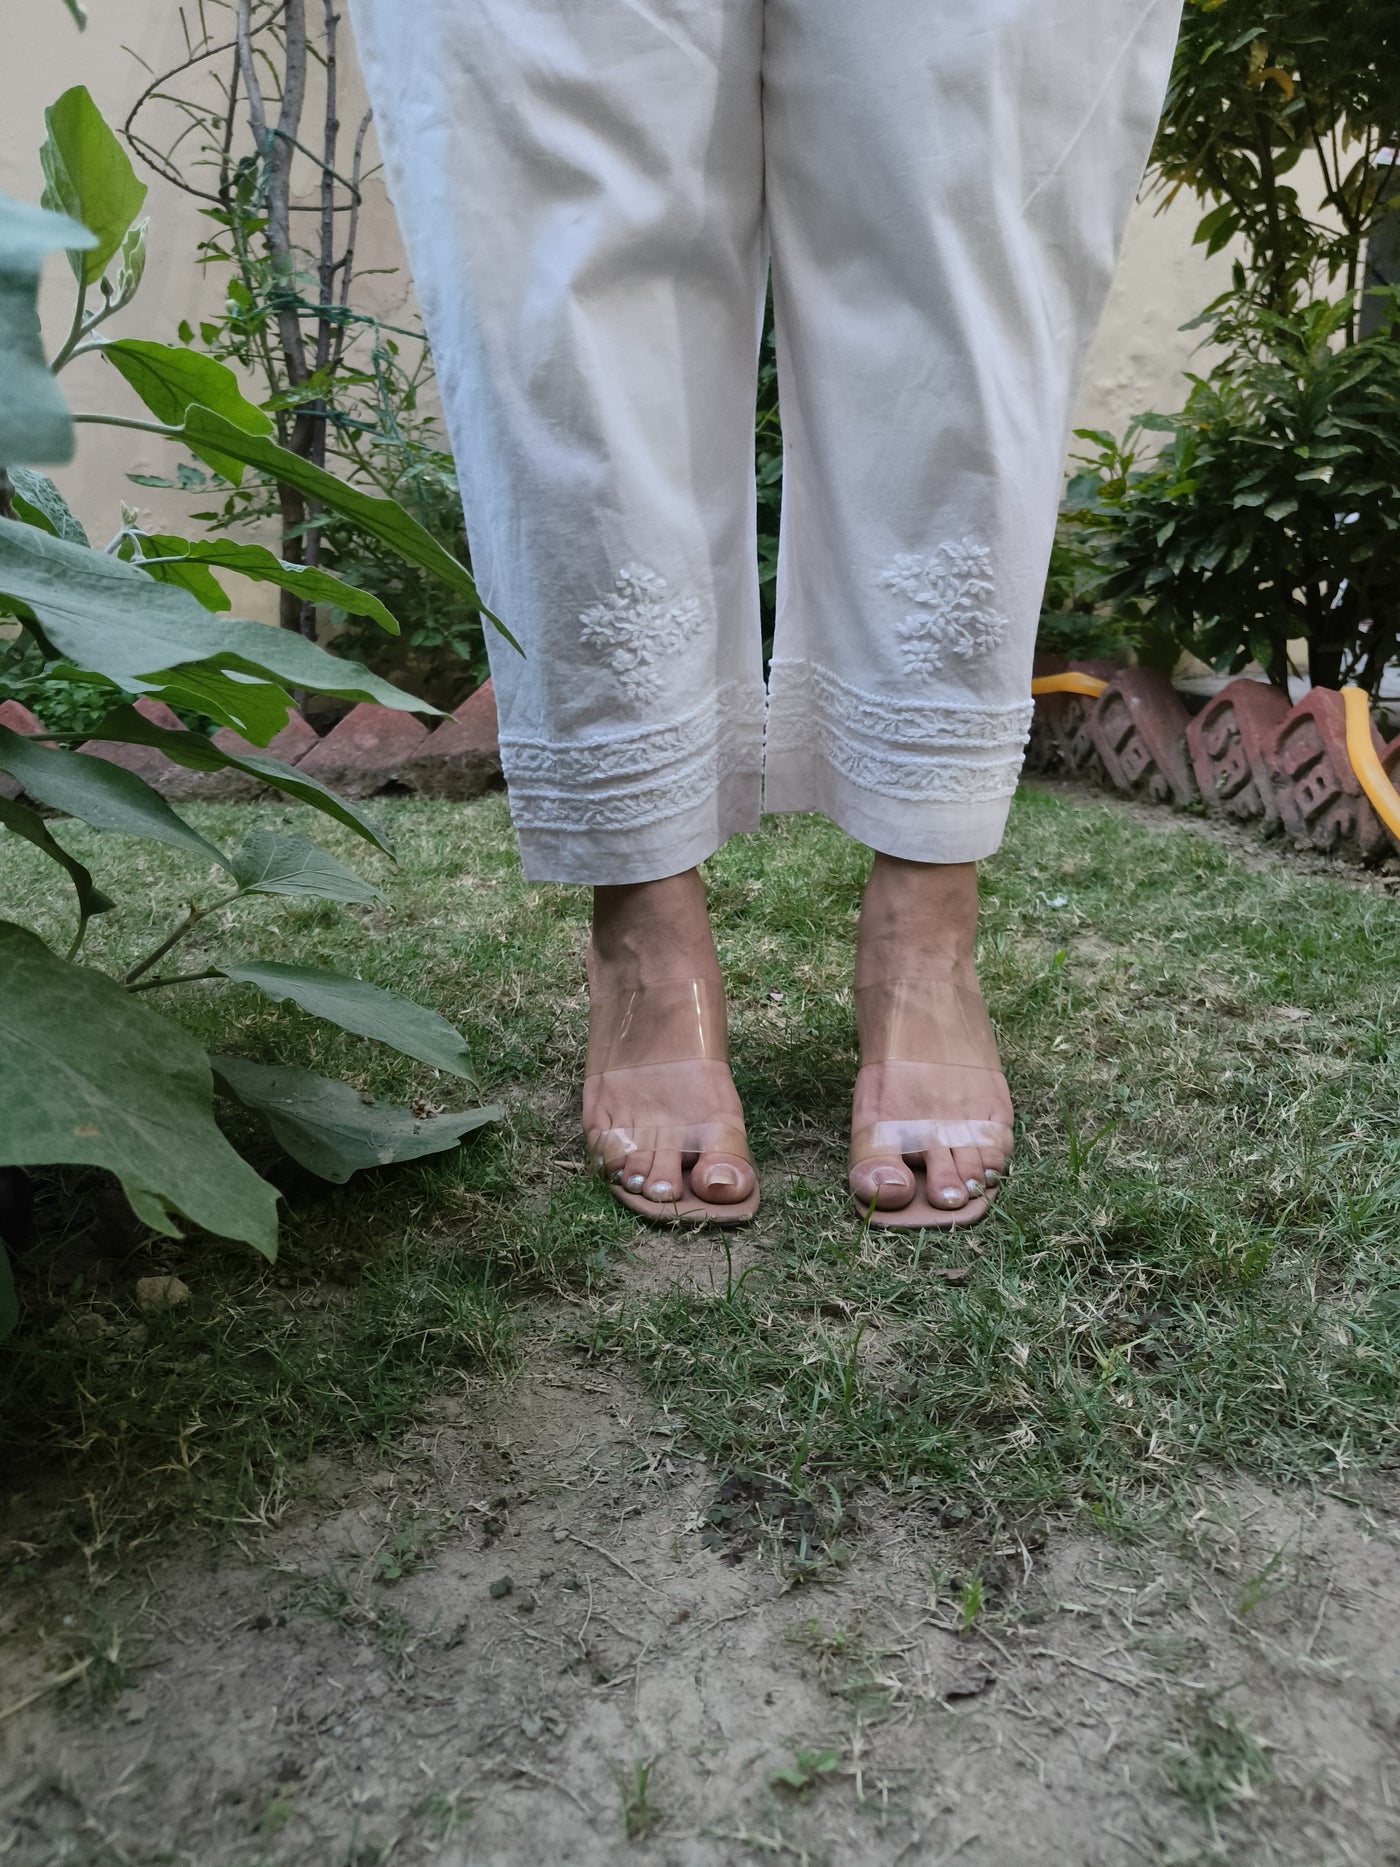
[219,961,476,1081]
[135,535,401,635]
[0,195,95,466]
[0,795,113,920]
[122,531,230,610]
[230,829,382,905]
[213,1056,500,1184]
[0,520,440,714]
[8,467,89,544]
[85,705,393,854]
[0,725,232,872]
[174,405,515,646]
[0,921,279,1257]
[99,339,271,438]
[140,665,291,742]
[39,87,147,286]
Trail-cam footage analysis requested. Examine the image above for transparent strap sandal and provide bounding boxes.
[585,976,759,1228]
[850,974,1014,1231]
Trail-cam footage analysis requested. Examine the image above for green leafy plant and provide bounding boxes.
[0,89,511,1334]
[1152,0,1399,324]
[769,1747,841,1794]
[1070,293,1400,690]
[1042,5,1400,679]
[115,2,491,709]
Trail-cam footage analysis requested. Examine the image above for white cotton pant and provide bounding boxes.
[349,0,1181,883]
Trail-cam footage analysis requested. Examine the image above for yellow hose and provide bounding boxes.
[1029,672,1110,700]
[1342,685,1400,843]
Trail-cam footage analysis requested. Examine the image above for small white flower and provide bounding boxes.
[579,563,703,704]
[880,539,1008,677]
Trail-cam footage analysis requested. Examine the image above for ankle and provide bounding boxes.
[856,856,979,988]
[590,870,717,986]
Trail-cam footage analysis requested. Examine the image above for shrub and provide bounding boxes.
[1069,294,1400,691]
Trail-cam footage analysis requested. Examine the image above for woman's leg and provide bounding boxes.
[350,0,766,1207]
[761,0,1182,1213]
[349,0,768,881]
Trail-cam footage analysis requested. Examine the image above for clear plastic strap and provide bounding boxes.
[587,1120,751,1172]
[586,977,728,1076]
[852,1117,1013,1160]
[855,977,998,1069]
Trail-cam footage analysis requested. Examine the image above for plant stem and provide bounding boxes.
[123,891,241,985]
[127,968,224,994]
[50,283,90,373]
[64,904,91,965]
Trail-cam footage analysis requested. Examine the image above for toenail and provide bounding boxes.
[940,1187,965,1206]
[592,1154,605,1171]
[705,1166,740,1188]
[984,1169,1001,1186]
[610,1169,624,1184]
[872,1168,908,1188]
[965,1178,984,1195]
[649,1181,676,1200]
[624,1175,646,1192]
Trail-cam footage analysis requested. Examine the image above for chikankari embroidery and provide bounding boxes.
[578,563,703,703]
[504,682,765,832]
[880,540,1009,677]
[764,660,1031,804]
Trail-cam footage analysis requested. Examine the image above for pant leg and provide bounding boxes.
[760,0,1182,862]
[349,0,767,883]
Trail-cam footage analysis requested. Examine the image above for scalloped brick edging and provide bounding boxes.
[1085,668,1197,808]
[1023,655,1114,780]
[8,681,504,809]
[1031,664,1400,867]
[1185,676,1292,832]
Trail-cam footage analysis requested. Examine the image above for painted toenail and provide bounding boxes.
[649,1182,676,1200]
[610,1169,624,1184]
[984,1169,1001,1186]
[592,1154,605,1171]
[624,1175,646,1192]
[941,1187,965,1205]
[965,1178,984,1195]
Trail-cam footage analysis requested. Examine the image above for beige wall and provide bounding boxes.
[5,6,1230,577]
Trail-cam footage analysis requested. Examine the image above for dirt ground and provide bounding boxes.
[4,1226,1399,1867]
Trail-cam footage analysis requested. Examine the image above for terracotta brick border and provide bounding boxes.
[1032,664,1400,866]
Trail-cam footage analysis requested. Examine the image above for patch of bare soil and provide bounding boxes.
[3,1276,1400,1867]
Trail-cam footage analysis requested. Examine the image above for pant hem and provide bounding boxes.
[763,757,1013,863]
[512,771,763,884]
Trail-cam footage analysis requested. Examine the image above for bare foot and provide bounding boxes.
[585,870,755,1208]
[849,856,1013,1217]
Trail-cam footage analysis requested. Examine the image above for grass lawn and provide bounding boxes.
[2,785,1399,1558]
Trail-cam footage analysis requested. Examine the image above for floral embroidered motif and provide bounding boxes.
[880,540,1009,677]
[578,563,702,703]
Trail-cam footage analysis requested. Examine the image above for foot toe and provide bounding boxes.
[692,1153,755,1205]
[621,1148,653,1196]
[950,1145,987,1198]
[851,1155,917,1211]
[924,1144,968,1210]
[643,1147,684,1204]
